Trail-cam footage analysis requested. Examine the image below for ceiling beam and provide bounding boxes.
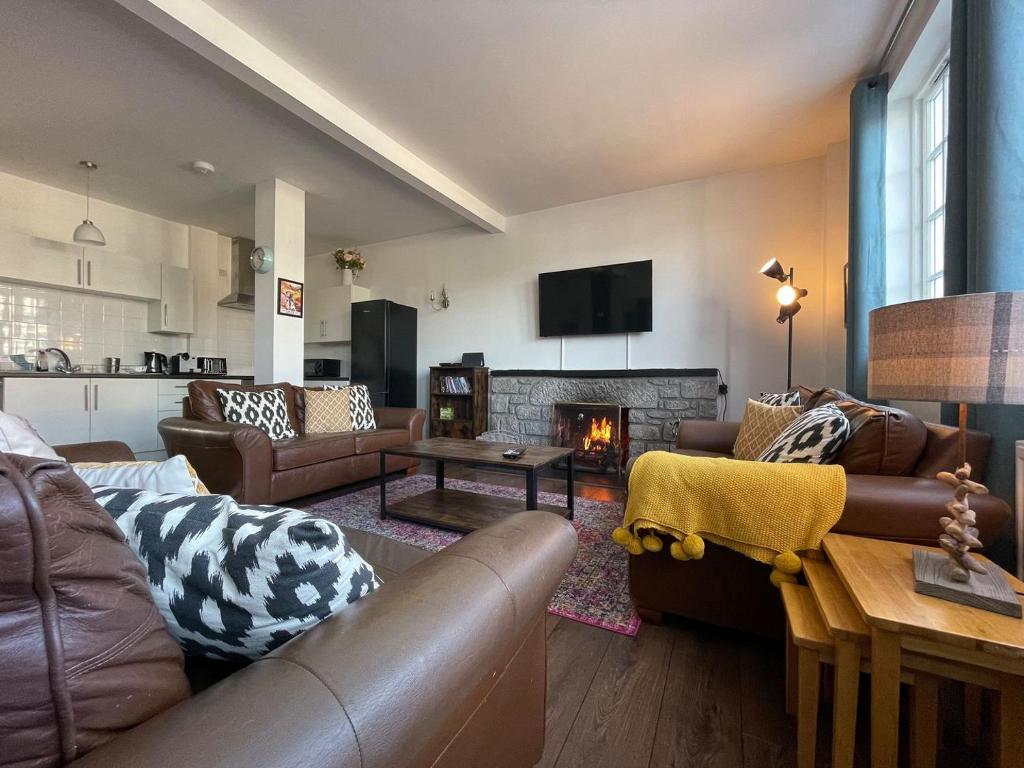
[111,0,506,234]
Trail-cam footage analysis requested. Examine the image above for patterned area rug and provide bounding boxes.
[299,475,640,636]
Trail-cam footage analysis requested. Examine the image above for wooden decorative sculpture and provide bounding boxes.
[911,461,1022,618]
[935,463,988,582]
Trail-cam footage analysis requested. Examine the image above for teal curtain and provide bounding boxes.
[846,74,888,400]
[943,0,1024,565]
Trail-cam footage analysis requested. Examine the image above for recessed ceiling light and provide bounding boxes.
[191,160,215,175]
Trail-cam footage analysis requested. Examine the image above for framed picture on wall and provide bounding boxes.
[277,278,304,318]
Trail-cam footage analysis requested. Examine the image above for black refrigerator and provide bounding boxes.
[350,299,417,408]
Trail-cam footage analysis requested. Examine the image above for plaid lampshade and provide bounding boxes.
[868,291,1024,405]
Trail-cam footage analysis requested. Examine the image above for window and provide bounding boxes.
[919,61,949,298]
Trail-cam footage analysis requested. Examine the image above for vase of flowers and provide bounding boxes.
[333,248,366,285]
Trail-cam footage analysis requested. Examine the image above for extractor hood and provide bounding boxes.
[218,237,255,311]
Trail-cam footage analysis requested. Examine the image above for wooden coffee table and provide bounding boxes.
[379,437,575,533]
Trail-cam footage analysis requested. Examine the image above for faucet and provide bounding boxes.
[44,347,80,373]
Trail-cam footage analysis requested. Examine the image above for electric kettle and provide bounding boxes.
[144,351,168,374]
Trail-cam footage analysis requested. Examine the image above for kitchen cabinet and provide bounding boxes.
[305,285,371,343]
[83,248,161,300]
[2,377,93,446]
[0,376,242,456]
[148,264,195,334]
[88,378,161,452]
[0,230,84,290]
[0,229,167,302]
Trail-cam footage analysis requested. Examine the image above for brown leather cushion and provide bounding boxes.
[0,454,190,767]
[804,388,927,476]
[354,427,412,454]
[272,432,356,471]
[188,380,302,435]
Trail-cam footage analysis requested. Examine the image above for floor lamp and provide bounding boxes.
[868,291,1024,615]
[760,259,808,390]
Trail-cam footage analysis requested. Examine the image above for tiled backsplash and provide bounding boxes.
[0,281,254,374]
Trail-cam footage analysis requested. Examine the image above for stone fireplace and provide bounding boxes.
[487,368,718,456]
[552,402,630,474]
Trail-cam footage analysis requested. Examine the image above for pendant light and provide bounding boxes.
[73,160,106,246]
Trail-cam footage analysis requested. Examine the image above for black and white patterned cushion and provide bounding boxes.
[217,388,297,440]
[758,390,802,407]
[347,384,377,430]
[757,403,851,464]
[93,487,381,661]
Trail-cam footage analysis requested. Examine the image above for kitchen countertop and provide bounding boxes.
[0,371,254,380]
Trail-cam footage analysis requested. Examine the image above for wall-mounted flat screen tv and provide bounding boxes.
[538,260,653,337]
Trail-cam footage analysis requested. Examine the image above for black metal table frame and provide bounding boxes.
[379,450,575,521]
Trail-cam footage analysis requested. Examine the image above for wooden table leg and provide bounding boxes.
[379,451,388,519]
[832,638,860,768]
[797,646,820,768]
[785,626,798,717]
[999,674,1024,768]
[526,468,538,511]
[435,459,445,489]
[911,672,938,768]
[870,628,901,768]
[566,452,575,519]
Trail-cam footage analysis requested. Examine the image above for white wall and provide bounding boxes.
[0,171,253,373]
[336,151,849,414]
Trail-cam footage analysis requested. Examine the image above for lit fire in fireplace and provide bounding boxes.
[582,416,614,452]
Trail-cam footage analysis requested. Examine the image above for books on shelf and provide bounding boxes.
[438,375,472,395]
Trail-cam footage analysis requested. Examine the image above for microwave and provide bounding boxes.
[304,358,343,378]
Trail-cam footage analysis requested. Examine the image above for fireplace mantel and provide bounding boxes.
[488,369,718,455]
[491,368,717,379]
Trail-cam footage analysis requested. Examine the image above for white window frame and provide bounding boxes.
[912,57,950,299]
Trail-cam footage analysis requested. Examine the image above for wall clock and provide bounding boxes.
[250,245,274,274]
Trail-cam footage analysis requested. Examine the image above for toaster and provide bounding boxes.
[195,356,227,375]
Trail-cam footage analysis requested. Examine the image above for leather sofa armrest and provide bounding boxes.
[53,441,135,463]
[157,418,273,504]
[72,511,577,768]
[374,407,426,443]
[675,419,740,454]
[838,474,1012,547]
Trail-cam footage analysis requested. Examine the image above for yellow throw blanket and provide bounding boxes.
[613,451,846,586]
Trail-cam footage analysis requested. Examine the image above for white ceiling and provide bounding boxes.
[0,0,466,252]
[204,0,901,215]
[0,0,900,250]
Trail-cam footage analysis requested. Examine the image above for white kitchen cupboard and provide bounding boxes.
[2,377,93,446]
[83,247,161,300]
[148,264,195,334]
[88,378,161,452]
[305,285,371,343]
[0,230,84,290]
[0,376,251,455]
[0,230,170,302]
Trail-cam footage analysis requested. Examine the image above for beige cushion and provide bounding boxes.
[304,387,352,433]
[732,399,802,460]
[73,456,211,495]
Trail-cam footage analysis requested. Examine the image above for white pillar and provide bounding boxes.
[254,178,305,384]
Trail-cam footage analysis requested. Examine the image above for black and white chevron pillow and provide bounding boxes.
[93,488,381,661]
[217,388,296,440]
[759,390,802,407]
[757,403,851,464]
[347,384,377,430]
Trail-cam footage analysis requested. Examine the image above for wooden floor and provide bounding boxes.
[429,463,983,768]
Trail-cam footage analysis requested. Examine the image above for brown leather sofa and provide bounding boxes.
[158,381,426,504]
[627,389,1013,638]
[4,440,578,768]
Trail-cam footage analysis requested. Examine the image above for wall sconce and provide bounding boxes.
[429,284,450,311]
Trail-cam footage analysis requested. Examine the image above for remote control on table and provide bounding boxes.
[502,447,527,459]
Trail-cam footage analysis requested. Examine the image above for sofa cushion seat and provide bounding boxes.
[354,427,412,454]
[273,432,356,471]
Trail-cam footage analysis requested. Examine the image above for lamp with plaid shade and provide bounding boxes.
[868,292,1024,615]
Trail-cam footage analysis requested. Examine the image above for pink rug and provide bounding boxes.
[299,475,640,636]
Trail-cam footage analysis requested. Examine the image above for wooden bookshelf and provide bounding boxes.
[429,366,489,439]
